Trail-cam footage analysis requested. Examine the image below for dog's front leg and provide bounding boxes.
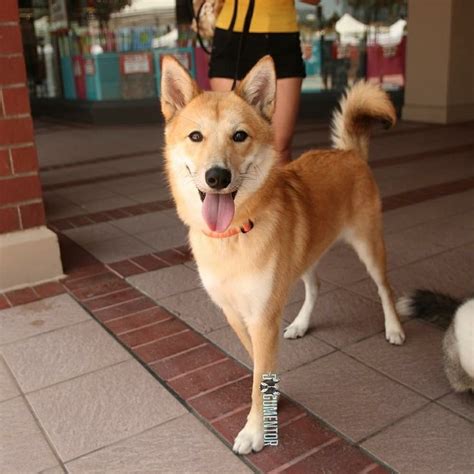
[233,316,280,455]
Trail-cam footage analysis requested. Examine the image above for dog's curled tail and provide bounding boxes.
[396,290,462,327]
[330,81,396,161]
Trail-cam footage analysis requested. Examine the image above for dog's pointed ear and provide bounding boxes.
[160,55,200,121]
[236,55,276,120]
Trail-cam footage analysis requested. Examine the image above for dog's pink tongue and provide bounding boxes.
[202,193,235,232]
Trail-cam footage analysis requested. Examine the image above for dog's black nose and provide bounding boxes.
[205,167,231,190]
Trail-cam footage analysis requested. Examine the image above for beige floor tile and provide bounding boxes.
[64,222,125,245]
[0,357,20,402]
[36,125,162,168]
[27,360,186,461]
[427,211,474,248]
[160,288,227,334]
[44,197,85,220]
[370,126,474,161]
[345,320,451,399]
[110,211,180,235]
[206,325,251,368]
[375,151,473,197]
[443,209,474,230]
[0,397,58,473]
[109,157,162,174]
[362,404,474,473]
[128,187,171,203]
[437,391,474,422]
[102,175,164,193]
[81,196,137,212]
[317,243,380,286]
[282,351,427,441]
[0,294,90,345]
[389,213,474,253]
[383,226,447,268]
[208,319,334,373]
[41,465,66,474]
[128,265,201,300]
[2,320,130,393]
[41,165,117,186]
[183,260,198,271]
[383,190,474,235]
[56,184,116,203]
[287,277,337,305]
[81,235,155,263]
[287,279,305,304]
[348,244,474,303]
[283,289,387,348]
[135,224,188,252]
[66,413,250,473]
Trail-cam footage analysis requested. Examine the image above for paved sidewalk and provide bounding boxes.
[1,118,473,473]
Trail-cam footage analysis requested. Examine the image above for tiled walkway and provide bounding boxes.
[1,118,473,473]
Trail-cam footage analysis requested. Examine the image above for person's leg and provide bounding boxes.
[210,77,235,92]
[273,77,303,164]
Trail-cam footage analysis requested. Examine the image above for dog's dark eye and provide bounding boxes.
[189,131,203,142]
[232,130,248,142]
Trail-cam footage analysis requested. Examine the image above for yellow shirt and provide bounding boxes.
[216,0,299,33]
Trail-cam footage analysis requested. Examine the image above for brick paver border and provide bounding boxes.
[48,199,175,231]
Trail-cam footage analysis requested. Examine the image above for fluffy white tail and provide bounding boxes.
[331,81,396,161]
[454,300,474,379]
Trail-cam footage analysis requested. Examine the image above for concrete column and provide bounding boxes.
[402,0,474,123]
[0,0,63,290]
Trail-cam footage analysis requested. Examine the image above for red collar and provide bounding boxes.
[203,220,254,239]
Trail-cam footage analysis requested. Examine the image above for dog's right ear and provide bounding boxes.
[160,56,200,122]
[236,55,276,121]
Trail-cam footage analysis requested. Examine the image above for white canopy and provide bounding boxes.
[368,18,407,46]
[121,0,175,13]
[335,14,368,35]
[152,28,178,48]
[389,18,407,37]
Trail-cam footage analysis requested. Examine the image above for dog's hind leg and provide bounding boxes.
[284,264,320,339]
[348,224,405,345]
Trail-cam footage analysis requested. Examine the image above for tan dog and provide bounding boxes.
[160,55,405,454]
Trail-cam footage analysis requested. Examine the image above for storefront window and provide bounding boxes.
[20,0,407,102]
[298,0,407,92]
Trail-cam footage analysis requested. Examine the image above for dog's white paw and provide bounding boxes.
[284,322,308,339]
[233,421,264,455]
[386,326,405,345]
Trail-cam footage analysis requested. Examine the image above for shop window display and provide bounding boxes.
[20,0,407,102]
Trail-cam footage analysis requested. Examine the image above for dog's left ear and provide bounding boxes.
[160,55,200,122]
[236,55,276,120]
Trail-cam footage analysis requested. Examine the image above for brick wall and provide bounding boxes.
[0,1,46,234]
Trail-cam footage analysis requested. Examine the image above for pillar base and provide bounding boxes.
[403,103,474,124]
[0,226,64,291]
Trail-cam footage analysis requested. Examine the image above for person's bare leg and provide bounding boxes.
[210,77,235,92]
[273,78,303,164]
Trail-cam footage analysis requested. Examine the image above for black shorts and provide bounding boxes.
[209,28,306,80]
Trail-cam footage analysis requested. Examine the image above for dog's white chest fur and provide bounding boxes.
[199,259,275,324]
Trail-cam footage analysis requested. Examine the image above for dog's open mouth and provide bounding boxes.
[199,190,238,232]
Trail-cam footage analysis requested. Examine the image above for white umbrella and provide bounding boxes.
[335,13,367,36]
[152,28,178,48]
